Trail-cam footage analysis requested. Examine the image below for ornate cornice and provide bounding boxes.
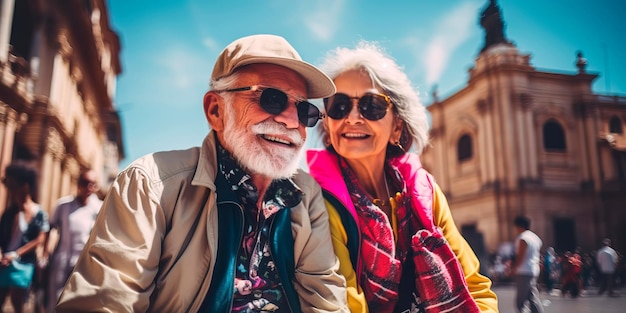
[0,102,29,129]
[46,127,65,160]
[57,30,73,59]
[63,156,79,176]
[0,102,17,124]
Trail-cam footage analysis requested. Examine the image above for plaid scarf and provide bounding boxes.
[341,156,481,313]
[340,159,402,313]
[392,155,481,313]
[411,229,480,312]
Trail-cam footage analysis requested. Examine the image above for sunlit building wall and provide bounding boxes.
[422,0,626,257]
[0,0,124,216]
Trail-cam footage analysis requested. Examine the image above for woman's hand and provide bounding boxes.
[0,251,18,266]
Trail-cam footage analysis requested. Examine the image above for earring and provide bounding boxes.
[394,140,406,153]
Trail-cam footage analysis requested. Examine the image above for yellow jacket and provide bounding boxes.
[325,184,498,312]
[307,149,498,312]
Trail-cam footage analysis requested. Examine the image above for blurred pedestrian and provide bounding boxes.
[597,238,619,297]
[42,169,102,312]
[561,251,582,298]
[0,161,50,313]
[511,215,544,313]
[543,247,557,293]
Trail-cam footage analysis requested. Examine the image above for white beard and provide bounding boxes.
[222,106,304,179]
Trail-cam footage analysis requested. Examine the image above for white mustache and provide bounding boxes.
[251,121,304,146]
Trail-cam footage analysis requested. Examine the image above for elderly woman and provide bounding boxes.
[307,41,498,313]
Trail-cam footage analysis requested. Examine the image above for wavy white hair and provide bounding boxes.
[318,40,429,155]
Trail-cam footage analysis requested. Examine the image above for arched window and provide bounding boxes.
[543,120,566,151]
[457,134,473,162]
[609,116,623,134]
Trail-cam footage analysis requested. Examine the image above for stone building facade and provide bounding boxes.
[0,0,124,216]
[422,0,626,255]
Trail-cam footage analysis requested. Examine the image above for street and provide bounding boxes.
[2,284,624,312]
[493,283,624,313]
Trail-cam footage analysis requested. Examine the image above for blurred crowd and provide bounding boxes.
[0,163,101,313]
[488,244,625,296]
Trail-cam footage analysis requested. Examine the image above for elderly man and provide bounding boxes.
[56,34,348,312]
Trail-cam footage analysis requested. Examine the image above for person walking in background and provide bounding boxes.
[0,161,50,313]
[307,41,498,312]
[42,169,102,312]
[511,215,544,313]
[597,238,619,297]
[560,251,582,298]
[542,247,558,294]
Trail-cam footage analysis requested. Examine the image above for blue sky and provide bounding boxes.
[107,0,626,168]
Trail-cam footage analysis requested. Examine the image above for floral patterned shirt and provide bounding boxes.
[217,142,303,312]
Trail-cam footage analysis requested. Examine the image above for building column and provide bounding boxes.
[428,126,445,189]
[40,127,65,212]
[514,94,530,179]
[477,100,489,183]
[0,102,26,215]
[0,0,15,65]
[526,107,538,179]
[478,99,496,183]
[61,156,79,199]
[584,107,602,191]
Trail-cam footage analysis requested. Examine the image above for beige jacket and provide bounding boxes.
[56,132,348,312]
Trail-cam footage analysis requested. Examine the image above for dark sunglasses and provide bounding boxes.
[323,92,393,121]
[216,85,324,127]
[78,178,96,188]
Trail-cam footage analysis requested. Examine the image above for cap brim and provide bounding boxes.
[236,57,336,99]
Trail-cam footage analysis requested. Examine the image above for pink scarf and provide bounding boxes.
[342,156,481,313]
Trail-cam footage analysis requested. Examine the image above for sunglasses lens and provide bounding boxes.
[260,88,319,127]
[78,179,96,188]
[259,88,288,114]
[325,93,390,121]
[359,94,390,121]
[297,102,322,127]
[325,94,352,120]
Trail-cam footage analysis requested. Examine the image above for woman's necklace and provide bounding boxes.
[374,170,399,238]
[373,171,392,209]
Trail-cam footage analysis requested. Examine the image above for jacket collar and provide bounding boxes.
[192,131,219,190]
[307,149,358,221]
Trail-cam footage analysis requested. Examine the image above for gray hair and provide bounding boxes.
[318,41,429,155]
[210,72,242,105]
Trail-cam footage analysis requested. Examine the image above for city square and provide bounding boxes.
[494,284,624,313]
[1,0,625,311]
